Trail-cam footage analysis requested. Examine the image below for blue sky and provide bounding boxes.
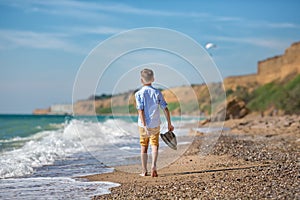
[0,0,299,114]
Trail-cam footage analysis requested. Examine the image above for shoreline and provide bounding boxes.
[81,115,299,199]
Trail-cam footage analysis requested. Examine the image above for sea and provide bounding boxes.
[0,114,200,199]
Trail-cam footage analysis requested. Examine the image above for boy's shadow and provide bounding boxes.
[160,165,269,177]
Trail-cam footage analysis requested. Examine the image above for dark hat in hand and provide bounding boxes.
[160,131,177,150]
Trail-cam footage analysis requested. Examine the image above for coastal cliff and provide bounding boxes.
[72,84,212,116]
[224,41,300,90]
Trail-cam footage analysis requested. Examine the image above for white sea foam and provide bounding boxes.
[0,177,120,200]
[0,118,142,179]
[0,128,83,178]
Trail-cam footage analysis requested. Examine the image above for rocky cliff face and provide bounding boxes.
[258,42,300,84]
[32,108,50,115]
[224,74,258,91]
[224,41,300,90]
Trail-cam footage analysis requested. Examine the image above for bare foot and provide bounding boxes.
[139,171,148,176]
[151,168,158,177]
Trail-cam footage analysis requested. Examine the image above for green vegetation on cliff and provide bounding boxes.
[228,75,300,114]
[96,104,136,114]
[248,75,300,114]
[167,102,180,112]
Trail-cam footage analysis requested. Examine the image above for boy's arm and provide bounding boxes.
[138,109,150,136]
[163,107,174,131]
[137,109,147,127]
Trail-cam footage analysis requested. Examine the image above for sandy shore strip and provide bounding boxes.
[82,115,299,199]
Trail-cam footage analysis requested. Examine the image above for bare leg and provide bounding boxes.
[140,145,148,176]
[151,145,158,177]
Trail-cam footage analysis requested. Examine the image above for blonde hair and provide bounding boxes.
[141,68,154,84]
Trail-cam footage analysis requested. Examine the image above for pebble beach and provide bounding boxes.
[83,115,300,199]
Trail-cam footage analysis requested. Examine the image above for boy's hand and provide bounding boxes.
[168,124,174,132]
[144,126,151,136]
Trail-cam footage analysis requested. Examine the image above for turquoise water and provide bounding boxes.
[0,114,139,152]
[0,114,192,141]
[0,114,66,140]
[0,114,133,140]
[0,115,66,152]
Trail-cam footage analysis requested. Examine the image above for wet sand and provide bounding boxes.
[82,115,300,199]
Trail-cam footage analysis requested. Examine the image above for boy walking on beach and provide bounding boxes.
[135,68,174,177]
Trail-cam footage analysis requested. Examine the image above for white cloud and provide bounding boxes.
[0,25,135,55]
[267,22,299,29]
[21,0,200,17]
[212,16,243,22]
[68,26,126,35]
[0,0,242,23]
[239,19,300,30]
[211,35,290,50]
[0,29,84,53]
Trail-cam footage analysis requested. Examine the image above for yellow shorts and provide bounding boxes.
[139,126,160,146]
